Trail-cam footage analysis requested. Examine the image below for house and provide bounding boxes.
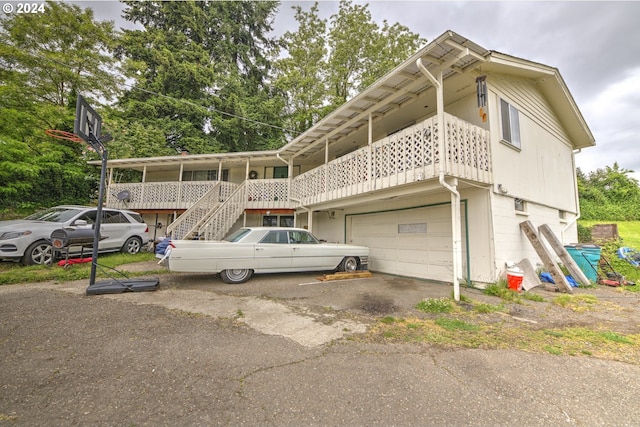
[95,30,595,290]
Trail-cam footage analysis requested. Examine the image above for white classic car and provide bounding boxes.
[162,227,369,283]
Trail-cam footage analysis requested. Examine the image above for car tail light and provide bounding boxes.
[145,226,149,232]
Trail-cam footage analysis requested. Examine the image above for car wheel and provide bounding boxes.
[220,269,253,284]
[122,237,143,255]
[340,256,359,272]
[22,240,54,266]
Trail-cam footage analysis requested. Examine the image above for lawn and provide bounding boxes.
[578,220,640,286]
[0,252,162,285]
[579,220,640,249]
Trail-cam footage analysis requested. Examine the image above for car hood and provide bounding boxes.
[0,220,68,233]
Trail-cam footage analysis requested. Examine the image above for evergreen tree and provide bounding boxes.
[116,0,285,156]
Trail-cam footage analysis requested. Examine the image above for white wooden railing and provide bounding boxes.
[199,183,248,241]
[106,180,219,210]
[291,113,491,205]
[105,113,491,240]
[245,179,290,209]
[166,182,238,239]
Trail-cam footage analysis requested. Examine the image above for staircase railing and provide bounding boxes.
[198,182,247,241]
[166,182,238,239]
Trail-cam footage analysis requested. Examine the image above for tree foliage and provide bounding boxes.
[113,0,285,156]
[0,0,119,210]
[577,163,640,220]
[273,0,426,134]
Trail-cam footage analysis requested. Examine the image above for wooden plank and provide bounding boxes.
[519,221,573,293]
[538,224,591,286]
[317,271,373,281]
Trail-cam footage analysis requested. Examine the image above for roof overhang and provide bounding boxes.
[97,30,594,170]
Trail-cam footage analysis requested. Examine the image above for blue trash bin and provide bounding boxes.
[565,245,601,283]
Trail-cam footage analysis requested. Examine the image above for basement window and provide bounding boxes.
[500,98,521,149]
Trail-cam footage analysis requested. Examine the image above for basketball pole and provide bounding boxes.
[87,131,107,287]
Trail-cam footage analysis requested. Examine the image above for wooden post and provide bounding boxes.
[519,221,573,293]
[538,224,592,286]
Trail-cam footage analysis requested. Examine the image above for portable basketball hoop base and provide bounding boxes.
[55,95,160,296]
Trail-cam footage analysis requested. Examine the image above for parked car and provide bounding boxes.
[162,227,369,284]
[0,205,151,265]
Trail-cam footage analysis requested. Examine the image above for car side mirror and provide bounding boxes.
[73,219,88,227]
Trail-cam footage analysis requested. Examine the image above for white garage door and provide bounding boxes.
[349,205,465,282]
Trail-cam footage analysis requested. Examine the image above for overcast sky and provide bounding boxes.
[75,1,640,180]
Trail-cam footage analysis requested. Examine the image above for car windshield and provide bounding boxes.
[24,207,82,223]
[223,228,251,242]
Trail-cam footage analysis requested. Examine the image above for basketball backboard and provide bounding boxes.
[74,95,102,142]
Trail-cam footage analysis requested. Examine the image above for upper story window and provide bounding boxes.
[500,98,521,149]
[182,169,229,182]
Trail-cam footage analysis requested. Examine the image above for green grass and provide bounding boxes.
[415,297,454,313]
[577,220,640,289]
[578,220,640,249]
[0,251,160,285]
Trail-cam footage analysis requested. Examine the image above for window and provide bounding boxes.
[500,99,521,149]
[260,231,289,244]
[262,215,294,227]
[181,169,229,182]
[273,166,288,179]
[289,231,318,244]
[514,198,526,212]
[103,210,130,224]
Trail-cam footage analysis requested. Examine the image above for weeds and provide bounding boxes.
[415,298,454,313]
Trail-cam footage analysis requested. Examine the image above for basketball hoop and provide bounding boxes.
[45,129,84,143]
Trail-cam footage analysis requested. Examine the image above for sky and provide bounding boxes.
[67,1,640,181]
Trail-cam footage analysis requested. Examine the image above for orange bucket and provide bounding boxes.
[507,271,524,292]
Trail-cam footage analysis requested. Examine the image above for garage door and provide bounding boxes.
[348,204,466,282]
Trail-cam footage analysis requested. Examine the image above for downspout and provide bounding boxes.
[440,173,462,302]
[561,149,582,242]
[418,58,462,301]
[278,153,312,230]
[288,196,311,231]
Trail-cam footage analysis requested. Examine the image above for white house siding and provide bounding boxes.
[488,77,578,212]
[458,187,495,284]
[491,193,579,279]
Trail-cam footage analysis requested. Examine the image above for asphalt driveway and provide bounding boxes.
[1,266,640,426]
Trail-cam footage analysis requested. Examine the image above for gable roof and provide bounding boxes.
[96,30,594,171]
